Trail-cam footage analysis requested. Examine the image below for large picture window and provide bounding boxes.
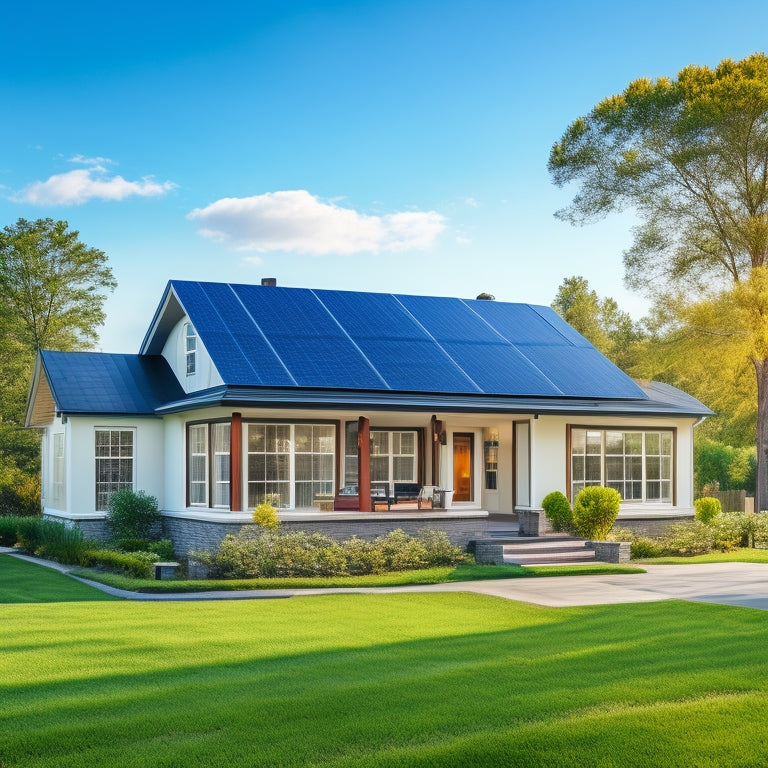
[95,429,135,512]
[188,422,231,508]
[345,424,418,496]
[570,427,673,504]
[247,423,335,509]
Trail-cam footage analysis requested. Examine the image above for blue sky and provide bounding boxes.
[3,0,768,352]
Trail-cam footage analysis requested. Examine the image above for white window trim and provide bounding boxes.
[94,427,137,512]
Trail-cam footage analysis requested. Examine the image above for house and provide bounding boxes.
[25,279,712,555]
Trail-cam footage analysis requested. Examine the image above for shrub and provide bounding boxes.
[194,527,464,580]
[630,537,664,559]
[376,529,429,571]
[81,549,154,579]
[572,487,621,540]
[340,536,386,575]
[253,503,279,529]
[542,491,572,533]
[658,520,714,556]
[0,476,41,517]
[695,497,722,524]
[107,490,161,541]
[147,539,176,561]
[416,528,466,566]
[0,515,22,546]
[753,512,768,548]
[710,512,753,550]
[116,538,151,552]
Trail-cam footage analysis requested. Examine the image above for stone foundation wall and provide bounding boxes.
[42,513,111,542]
[587,540,631,564]
[615,515,694,538]
[164,513,489,557]
[517,509,552,536]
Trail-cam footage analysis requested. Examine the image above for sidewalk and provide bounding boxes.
[4,549,768,610]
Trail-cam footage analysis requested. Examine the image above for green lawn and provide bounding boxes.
[638,548,768,564]
[70,561,644,593]
[0,556,119,603]
[3,557,768,767]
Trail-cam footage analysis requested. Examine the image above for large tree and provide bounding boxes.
[549,53,768,510]
[0,218,115,512]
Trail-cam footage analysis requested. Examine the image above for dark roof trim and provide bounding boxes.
[153,384,713,418]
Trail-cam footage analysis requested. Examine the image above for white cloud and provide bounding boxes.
[187,190,446,255]
[14,160,176,206]
[68,154,115,166]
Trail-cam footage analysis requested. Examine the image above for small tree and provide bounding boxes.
[541,491,572,533]
[107,489,161,541]
[253,503,279,529]
[572,487,621,540]
[694,497,722,525]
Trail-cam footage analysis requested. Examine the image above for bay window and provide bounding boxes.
[345,424,418,496]
[187,421,231,508]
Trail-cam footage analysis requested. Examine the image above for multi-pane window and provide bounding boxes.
[185,323,196,376]
[188,422,231,508]
[570,428,673,504]
[247,423,335,509]
[188,424,208,505]
[345,425,417,496]
[95,429,134,511]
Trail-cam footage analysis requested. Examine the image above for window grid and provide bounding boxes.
[95,429,134,512]
[345,426,417,496]
[185,323,196,376]
[570,428,673,504]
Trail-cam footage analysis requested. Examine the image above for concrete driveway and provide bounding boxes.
[6,551,768,609]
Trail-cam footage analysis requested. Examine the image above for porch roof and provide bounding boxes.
[153,379,713,418]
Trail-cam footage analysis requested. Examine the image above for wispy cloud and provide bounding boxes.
[14,157,176,205]
[187,190,446,255]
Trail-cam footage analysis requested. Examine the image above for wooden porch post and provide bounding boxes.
[230,412,242,512]
[431,416,442,486]
[357,416,371,512]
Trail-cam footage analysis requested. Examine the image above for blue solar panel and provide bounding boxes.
[439,342,561,395]
[314,290,434,341]
[522,346,645,398]
[466,299,580,346]
[231,285,385,389]
[395,294,506,343]
[164,281,646,399]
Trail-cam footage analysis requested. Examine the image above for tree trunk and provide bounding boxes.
[755,359,768,512]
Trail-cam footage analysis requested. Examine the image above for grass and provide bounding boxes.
[2,556,768,767]
[0,556,119,603]
[638,548,768,564]
[69,561,644,593]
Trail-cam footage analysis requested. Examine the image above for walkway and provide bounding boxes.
[4,549,768,610]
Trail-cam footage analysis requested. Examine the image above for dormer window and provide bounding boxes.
[185,323,196,376]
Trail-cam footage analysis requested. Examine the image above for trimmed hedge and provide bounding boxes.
[542,491,572,533]
[572,487,621,540]
[695,497,722,524]
[194,528,466,580]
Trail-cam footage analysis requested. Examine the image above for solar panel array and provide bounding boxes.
[170,281,646,399]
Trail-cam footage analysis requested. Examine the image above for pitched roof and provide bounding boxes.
[142,281,648,400]
[29,351,185,421]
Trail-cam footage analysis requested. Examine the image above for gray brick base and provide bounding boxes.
[614,515,694,538]
[163,512,489,557]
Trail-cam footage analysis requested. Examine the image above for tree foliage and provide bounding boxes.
[549,53,768,509]
[551,275,646,370]
[0,218,115,503]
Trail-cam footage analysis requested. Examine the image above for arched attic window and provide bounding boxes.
[185,323,197,376]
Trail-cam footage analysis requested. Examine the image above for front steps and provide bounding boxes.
[500,537,596,566]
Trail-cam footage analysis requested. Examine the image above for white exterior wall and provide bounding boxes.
[162,316,223,394]
[528,413,698,518]
[43,415,165,518]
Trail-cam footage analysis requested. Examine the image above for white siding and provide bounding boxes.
[161,316,223,394]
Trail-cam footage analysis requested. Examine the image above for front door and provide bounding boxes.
[453,433,474,502]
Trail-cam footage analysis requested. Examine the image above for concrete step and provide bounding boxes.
[500,536,596,566]
[503,549,597,565]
